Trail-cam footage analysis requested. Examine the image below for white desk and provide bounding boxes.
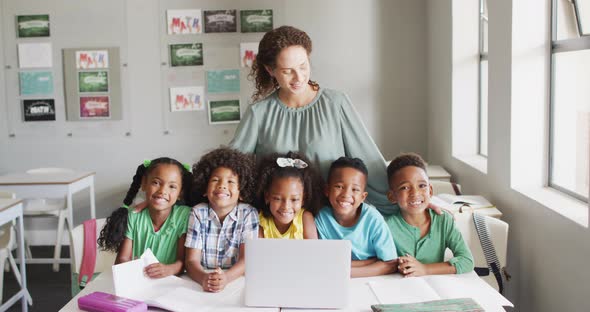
[60,270,510,312]
[0,199,29,312]
[0,171,96,264]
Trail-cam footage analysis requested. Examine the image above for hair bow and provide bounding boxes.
[183,163,191,172]
[276,157,308,169]
[143,160,151,168]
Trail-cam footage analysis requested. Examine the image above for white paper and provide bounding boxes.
[436,194,493,208]
[111,249,277,311]
[369,277,440,304]
[240,42,258,67]
[18,43,52,68]
[369,273,512,312]
[426,273,513,311]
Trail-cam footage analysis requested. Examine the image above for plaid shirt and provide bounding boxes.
[185,202,259,269]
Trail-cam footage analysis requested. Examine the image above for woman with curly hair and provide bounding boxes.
[184,147,259,293]
[229,25,432,216]
[255,151,323,239]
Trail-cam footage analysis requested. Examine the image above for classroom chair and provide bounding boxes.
[453,210,510,293]
[69,218,116,297]
[23,167,73,272]
[0,191,33,305]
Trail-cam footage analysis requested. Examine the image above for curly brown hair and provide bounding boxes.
[192,147,256,205]
[249,25,320,102]
[255,151,324,217]
[386,153,428,186]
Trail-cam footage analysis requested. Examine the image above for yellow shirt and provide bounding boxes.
[259,209,305,239]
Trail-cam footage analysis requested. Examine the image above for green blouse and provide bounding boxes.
[125,205,190,264]
[385,210,474,274]
[229,88,397,215]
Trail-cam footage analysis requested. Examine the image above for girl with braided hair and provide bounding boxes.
[98,157,193,278]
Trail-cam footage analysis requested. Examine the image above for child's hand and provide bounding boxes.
[398,254,427,277]
[204,268,227,292]
[144,263,174,278]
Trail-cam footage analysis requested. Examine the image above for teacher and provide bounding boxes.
[229,25,397,215]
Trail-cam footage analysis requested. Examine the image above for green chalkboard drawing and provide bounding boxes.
[207,69,240,93]
[170,43,203,66]
[78,71,109,93]
[240,10,273,33]
[209,100,241,124]
[17,15,50,37]
[19,71,53,95]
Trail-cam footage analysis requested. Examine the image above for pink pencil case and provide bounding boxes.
[78,291,147,312]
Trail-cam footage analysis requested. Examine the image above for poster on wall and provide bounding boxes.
[169,43,203,66]
[19,71,53,95]
[23,99,55,121]
[240,42,258,68]
[78,71,108,92]
[207,69,240,93]
[80,96,110,118]
[169,86,204,112]
[18,43,52,68]
[75,50,109,69]
[203,10,237,33]
[167,9,202,34]
[208,99,240,124]
[240,10,273,33]
[16,14,50,38]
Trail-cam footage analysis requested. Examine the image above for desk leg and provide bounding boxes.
[67,191,74,231]
[90,178,96,219]
[17,214,29,312]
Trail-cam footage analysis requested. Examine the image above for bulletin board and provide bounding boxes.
[0,0,128,138]
[157,0,285,134]
[62,47,122,121]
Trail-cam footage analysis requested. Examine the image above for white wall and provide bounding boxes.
[427,0,590,311]
[0,0,429,243]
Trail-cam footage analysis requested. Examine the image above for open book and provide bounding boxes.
[368,272,513,312]
[111,249,278,312]
[432,194,494,209]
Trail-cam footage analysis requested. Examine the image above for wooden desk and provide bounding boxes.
[0,171,96,264]
[59,270,510,312]
[0,199,29,312]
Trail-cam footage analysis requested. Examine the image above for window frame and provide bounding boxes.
[549,0,590,202]
[478,0,488,157]
[572,0,590,36]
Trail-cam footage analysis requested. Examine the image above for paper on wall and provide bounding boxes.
[18,43,52,68]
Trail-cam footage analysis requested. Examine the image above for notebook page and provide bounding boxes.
[368,277,440,304]
[152,280,279,312]
[425,273,513,311]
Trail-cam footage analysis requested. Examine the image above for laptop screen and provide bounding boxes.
[244,239,351,309]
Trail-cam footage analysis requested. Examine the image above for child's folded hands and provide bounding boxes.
[204,268,227,293]
[398,254,427,277]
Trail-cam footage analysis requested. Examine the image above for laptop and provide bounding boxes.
[244,239,351,309]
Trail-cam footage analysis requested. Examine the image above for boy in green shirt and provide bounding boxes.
[384,153,474,276]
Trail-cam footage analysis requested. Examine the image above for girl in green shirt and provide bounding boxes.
[385,153,474,276]
[98,157,193,278]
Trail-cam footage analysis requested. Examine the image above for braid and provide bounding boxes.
[123,164,146,206]
[98,158,194,252]
[98,164,147,252]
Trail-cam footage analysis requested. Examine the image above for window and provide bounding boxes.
[451,0,487,173]
[478,0,488,157]
[550,0,590,202]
